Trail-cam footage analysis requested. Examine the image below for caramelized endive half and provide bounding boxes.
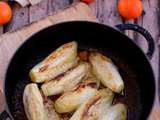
[100,103,127,120]
[55,80,99,113]
[41,62,89,96]
[89,52,124,93]
[69,88,114,120]
[30,41,77,83]
[23,83,45,120]
[23,83,60,120]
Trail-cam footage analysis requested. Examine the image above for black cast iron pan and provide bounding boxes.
[0,21,156,120]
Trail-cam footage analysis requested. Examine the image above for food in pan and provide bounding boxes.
[55,79,98,113]
[43,95,60,120]
[23,83,60,120]
[69,88,114,120]
[30,41,77,83]
[24,41,126,120]
[89,52,124,93]
[23,83,45,120]
[100,103,127,120]
[41,62,89,96]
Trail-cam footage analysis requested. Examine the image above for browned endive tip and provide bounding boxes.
[41,62,89,96]
[89,52,124,93]
[30,41,77,83]
[54,80,98,113]
[70,88,114,120]
[23,83,60,120]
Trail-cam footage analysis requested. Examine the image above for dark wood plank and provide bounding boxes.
[134,0,159,56]
[29,0,48,23]
[48,0,70,15]
[5,3,29,32]
[152,45,160,106]
[135,0,159,44]
[90,0,122,26]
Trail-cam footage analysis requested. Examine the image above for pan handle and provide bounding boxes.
[0,110,12,120]
[116,24,155,59]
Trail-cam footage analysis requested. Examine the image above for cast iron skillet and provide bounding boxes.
[0,21,156,120]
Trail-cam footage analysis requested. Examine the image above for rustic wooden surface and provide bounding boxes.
[0,0,159,119]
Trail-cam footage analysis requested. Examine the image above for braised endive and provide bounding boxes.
[89,52,124,93]
[41,62,89,96]
[100,103,127,120]
[23,83,45,120]
[55,80,99,113]
[30,41,77,83]
[24,41,127,120]
[69,88,114,120]
[23,83,60,120]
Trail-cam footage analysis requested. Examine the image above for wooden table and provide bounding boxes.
[0,0,159,119]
